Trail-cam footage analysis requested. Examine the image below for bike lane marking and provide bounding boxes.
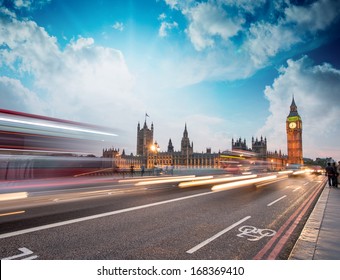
[186,216,251,254]
[253,181,324,260]
[237,225,276,241]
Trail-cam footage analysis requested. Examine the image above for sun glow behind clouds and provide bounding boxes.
[0,0,340,159]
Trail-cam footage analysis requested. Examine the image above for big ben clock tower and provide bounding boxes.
[286,97,303,165]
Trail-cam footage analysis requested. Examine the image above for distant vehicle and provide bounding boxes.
[286,163,307,176]
[286,163,303,170]
[310,165,323,175]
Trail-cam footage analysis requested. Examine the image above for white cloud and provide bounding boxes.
[245,0,340,68]
[159,21,178,37]
[112,22,124,31]
[186,2,244,51]
[219,0,266,14]
[285,0,340,32]
[164,0,180,10]
[14,0,32,8]
[0,76,46,114]
[245,21,302,68]
[12,0,51,10]
[161,0,340,83]
[0,7,17,18]
[0,16,61,75]
[158,13,167,20]
[258,56,340,159]
[0,12,140,154]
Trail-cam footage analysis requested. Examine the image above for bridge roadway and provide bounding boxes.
[0,171,325,259]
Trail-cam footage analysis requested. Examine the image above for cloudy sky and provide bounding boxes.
[0,0,340,159]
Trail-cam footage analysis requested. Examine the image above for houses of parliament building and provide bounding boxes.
[103,98,303,171]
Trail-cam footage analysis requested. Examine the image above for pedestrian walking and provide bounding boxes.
[141,164,145,177]
[325,162,335,187]
[332,162,338,187]
[336,161,340,188]
[170,164,174,175]
[130,164,134,177]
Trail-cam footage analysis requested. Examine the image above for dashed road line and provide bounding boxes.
[186,216,251,254]
[267,195,287,207]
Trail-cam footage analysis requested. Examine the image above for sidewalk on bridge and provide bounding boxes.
[289,180,340,260]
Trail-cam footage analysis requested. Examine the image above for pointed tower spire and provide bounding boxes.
[288,95,300,118]
[290,95,297,112]
[183,123,188,137]
[168,138,174,153]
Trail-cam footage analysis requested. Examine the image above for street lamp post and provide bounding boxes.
[150,141,160,175]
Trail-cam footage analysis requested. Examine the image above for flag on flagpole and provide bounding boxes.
[146,113,149,118]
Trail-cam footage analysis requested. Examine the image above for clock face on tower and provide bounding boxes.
[289,122,297,129]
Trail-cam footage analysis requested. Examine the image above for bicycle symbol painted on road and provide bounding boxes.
[237,225,276,241]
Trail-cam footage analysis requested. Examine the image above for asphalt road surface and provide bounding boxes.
[0,172,325,260]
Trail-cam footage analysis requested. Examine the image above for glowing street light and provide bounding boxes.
[150,141,160,174]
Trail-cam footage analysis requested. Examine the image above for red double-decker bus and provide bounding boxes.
[0,109,117,179]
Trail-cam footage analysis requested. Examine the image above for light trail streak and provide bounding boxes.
[135,176,214,186]
[278,170,293,175]
[178,174,257,188]
[0,192,28,201]
[292,170,307,175]
[119,175,196,183]
[255,176,288,188]
[0,116,117,137]
[211,175,278,192]
[0,210,25,217]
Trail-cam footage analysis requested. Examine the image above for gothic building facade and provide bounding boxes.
[231,136,268,156]
[230,135,286,170]
[146,124,219,169]
[136,120,154,156]
[103,98,302,171]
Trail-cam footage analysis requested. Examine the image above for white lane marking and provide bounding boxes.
[267,195,287,207]
[22,255,38,260]
[303,182,309,185]
[186,216,251,254]
[2,247,37,260]
[293,187,301,192]
[0,191,216,239]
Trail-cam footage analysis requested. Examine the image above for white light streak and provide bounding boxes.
[135,176,214,186]
[278,170,293,175]
[0,117,117,137]
[119,175,196,183]
[179,174,257,188]
[211,175,278,192]
[0,192,28,201]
